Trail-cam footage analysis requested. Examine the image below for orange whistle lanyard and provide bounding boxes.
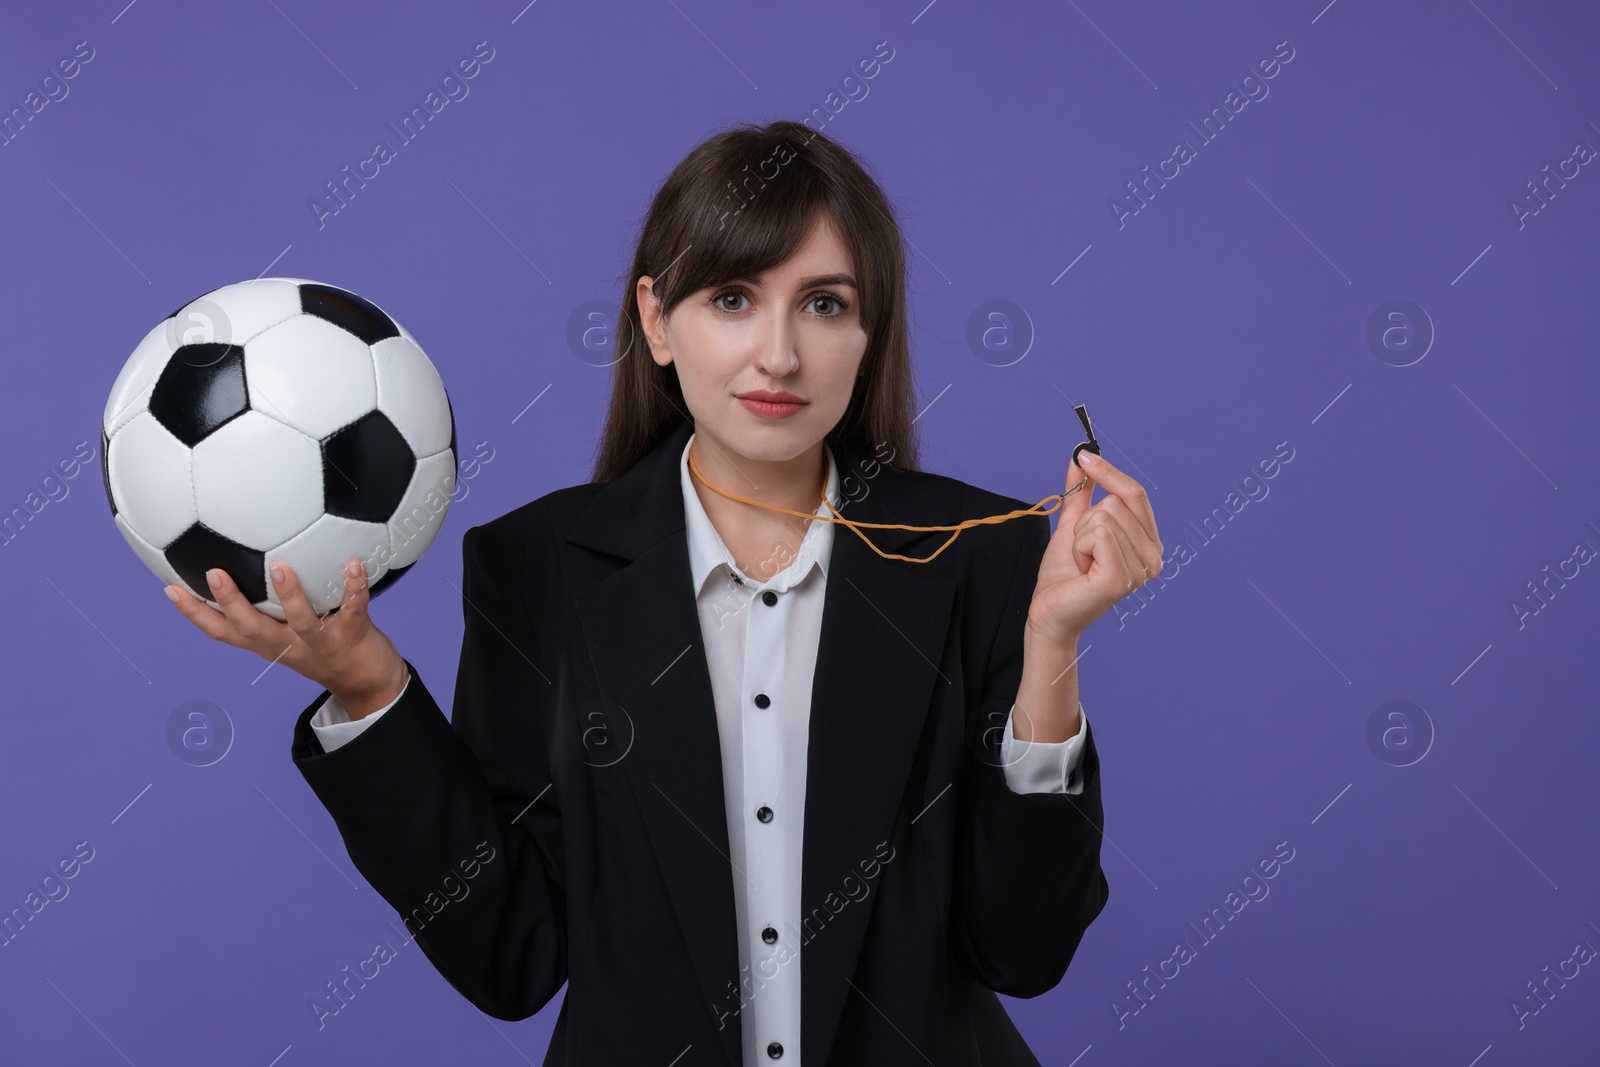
[687,403,1102,565]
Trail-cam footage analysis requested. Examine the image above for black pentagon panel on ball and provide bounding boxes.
[149,343,250,447]
[299,283,400,345]
[368,561,412,599]
[165,523,269,605]
[100,425,116,517]
[323,411,417,523]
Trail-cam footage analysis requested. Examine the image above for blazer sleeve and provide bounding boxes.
[289,520,567,1021]
[949,511,1110,998]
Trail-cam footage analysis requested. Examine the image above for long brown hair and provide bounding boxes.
[589,119,922,483]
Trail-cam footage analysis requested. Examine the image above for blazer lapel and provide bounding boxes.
[567,419,744,1067]
[797,447,957,1065]
[566,420,958,1066]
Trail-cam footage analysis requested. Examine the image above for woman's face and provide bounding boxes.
[637,212,869,467]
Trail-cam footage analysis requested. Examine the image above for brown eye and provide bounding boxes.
[711,289,748,313]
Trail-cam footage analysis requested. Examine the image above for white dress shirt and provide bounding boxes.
[309,433,1088,1063]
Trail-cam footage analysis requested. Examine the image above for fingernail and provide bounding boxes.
[207,570,223,590]
[271,563,285,585]
[163,585,179,603]
[1078,450,1098,467]
[346,560,361,577]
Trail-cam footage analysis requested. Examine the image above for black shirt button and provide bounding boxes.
[762,925,778,944]
[756,805,773,823]
[761,590,778,606]
[767,1041,783,1058]
[754,693,771,709]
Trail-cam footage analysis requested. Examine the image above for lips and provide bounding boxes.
[737,392,806,419]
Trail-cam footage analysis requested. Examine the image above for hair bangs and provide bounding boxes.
[654,148,836,318]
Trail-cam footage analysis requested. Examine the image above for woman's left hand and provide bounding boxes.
[1026,447,1163,644]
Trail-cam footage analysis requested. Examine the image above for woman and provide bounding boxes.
[168,120,1162,1065]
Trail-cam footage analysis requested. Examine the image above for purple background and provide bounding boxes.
[2,0,1597,1063]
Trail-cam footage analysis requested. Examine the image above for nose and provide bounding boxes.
[753,307,800,376]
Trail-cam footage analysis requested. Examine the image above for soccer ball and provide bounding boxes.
[101,277,456,621]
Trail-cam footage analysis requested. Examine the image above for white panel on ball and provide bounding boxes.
[170,279,302,347]
[191,411,324,550]
[265,513,394,618]
[103,322,175,437]
[244,315,377,439]
[386,449,456,569]
[108,412,197,546]
[372,336,453,457]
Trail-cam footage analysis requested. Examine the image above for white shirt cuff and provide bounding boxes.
[307,674,411,753]
[999,702,1087,795]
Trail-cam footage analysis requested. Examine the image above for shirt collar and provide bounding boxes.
[681,431,840,597]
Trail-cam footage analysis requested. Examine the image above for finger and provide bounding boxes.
[1103,515,1143,591]
[1078,511,1138,591]
[1089,494,1164,578]
[1077,451,1158,545]
[1056,444,1096,534]
[336,558,374,628]
[1072,522,1135,598]
[1065,478,1097,576]
[205,567,280,644]
[165,582,234,642]
[270,561,323,636]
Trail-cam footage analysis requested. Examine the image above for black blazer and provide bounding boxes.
[291,417,1108,1066]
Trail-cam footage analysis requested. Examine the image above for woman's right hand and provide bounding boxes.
[164,559,409,718]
